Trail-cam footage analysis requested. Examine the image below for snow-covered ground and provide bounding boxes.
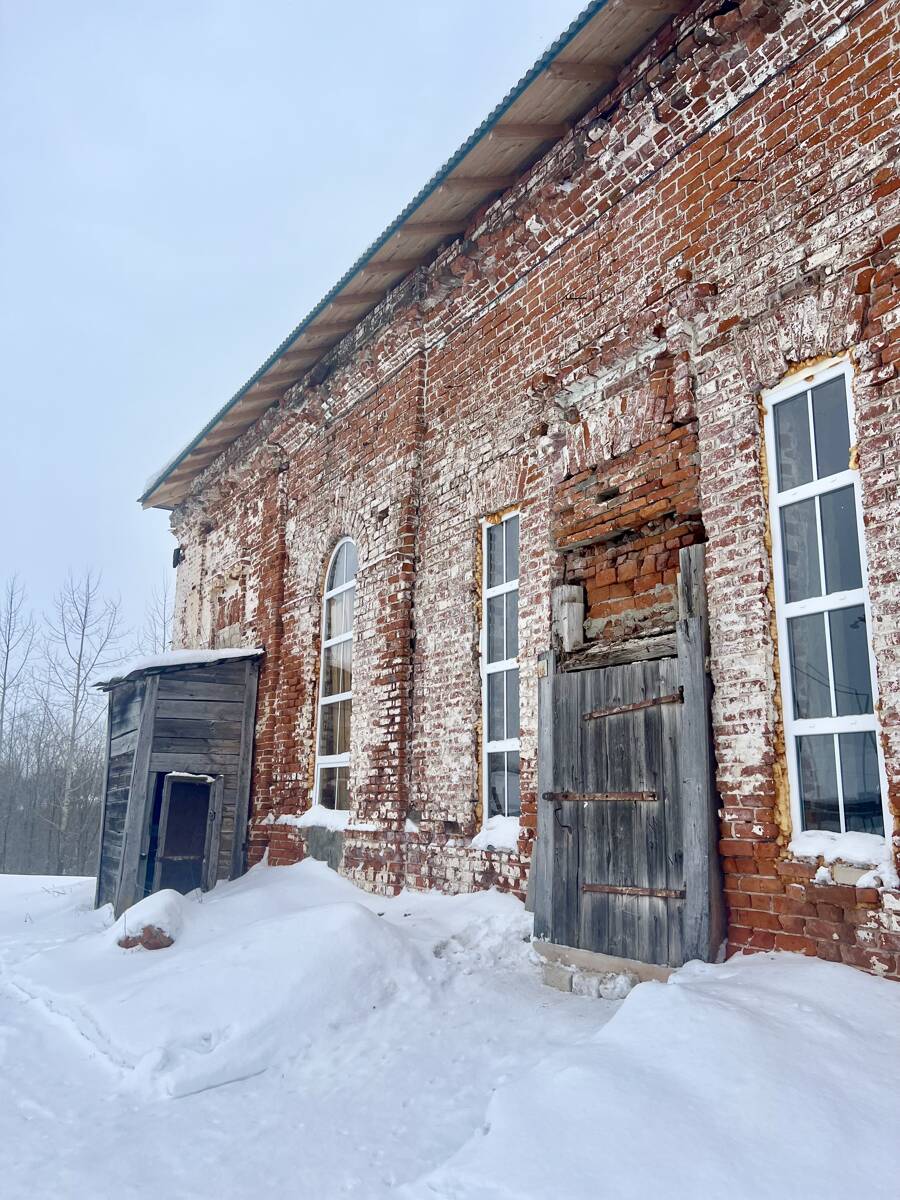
[1,864,898,1199]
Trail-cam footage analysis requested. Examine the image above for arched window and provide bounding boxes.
[314,538,357,810]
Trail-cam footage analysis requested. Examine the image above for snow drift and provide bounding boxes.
[410,952,900,1200]
[2,864,899,1198]
[11,864,435,1097]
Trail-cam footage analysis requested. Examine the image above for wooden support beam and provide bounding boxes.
[260,366,308,385]
[302,320,356,335]
[280,348,320,362]
[630,0,683,11]
[491,122,569,140]
[361,259,422,275]
[548,60,618,83]
[565,632,677,670]
[397,220,467,237]
[440,175,517,192]
[328,291,385,306]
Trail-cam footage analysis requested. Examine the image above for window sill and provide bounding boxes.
[788,830,898,889]
[471,815,521,853]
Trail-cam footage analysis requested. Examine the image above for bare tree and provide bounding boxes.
[137,573,174,655]
[0,575,34,762]
[42,571,124,864]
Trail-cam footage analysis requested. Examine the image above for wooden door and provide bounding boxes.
[532,549,724,969]
[536,660,687,966]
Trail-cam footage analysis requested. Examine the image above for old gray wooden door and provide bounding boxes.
[535,659,687,966]
[532,548,724,969]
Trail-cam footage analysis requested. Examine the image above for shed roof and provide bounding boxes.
[141,0,683,510]
[94,647,264,690]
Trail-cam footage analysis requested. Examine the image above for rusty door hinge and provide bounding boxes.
[582,883,686,900]
[582,688,683,722]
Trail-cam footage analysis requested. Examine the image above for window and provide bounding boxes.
[764,361,887,835]
[314,538,357,810]
[481,513,520,818]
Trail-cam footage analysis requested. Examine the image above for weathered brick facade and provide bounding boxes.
[166,0,900,976]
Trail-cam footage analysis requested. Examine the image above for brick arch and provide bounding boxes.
[732,275,866,393]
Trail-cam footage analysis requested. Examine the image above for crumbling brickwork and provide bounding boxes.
[169,0,900,975]
[553,423,703,646]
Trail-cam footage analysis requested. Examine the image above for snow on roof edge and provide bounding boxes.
[93,647,264,689]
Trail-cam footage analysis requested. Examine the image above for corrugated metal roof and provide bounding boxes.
[142,0,681,509]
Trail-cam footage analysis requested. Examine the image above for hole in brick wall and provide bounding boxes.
[443,820,461,835]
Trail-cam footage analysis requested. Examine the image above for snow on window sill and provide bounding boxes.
[471,815,520,853]
[278,806,351,832]
[788,830,898,889]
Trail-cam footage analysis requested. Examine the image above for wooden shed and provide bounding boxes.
[93,649,262,915]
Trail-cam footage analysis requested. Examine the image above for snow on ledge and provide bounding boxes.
[278,806,351,832]
[471,815,520,853]
[276,811,419,834]
[93,647,263,688]
[789,830,899,888]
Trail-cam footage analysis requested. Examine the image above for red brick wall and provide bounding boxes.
[553,422,703,646]
[169,0,900,974]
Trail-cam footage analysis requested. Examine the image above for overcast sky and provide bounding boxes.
[0,1,586,636]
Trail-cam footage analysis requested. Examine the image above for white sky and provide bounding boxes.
[0,1,587,634]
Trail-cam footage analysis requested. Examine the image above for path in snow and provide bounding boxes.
[3,866,899,1199]
[0,868,607,1199]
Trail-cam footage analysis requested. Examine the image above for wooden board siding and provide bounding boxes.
[95,679,145,909]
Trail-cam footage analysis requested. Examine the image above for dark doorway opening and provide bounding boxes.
[144,774,218,896]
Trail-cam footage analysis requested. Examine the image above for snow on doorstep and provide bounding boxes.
[789,830,898,886]
[471,815,520,852]
[92,646,263,688]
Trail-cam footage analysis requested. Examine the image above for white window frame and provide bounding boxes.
[763,356,889,835]
[313,537,356,809]
[480,512,520,822]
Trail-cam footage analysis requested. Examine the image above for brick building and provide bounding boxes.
[141,0,900,978]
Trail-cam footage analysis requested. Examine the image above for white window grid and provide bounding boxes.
[313,538,355,806]
[763,357,889,835]
[480,513,520,821]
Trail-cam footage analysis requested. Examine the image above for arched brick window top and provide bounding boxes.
[314,538,357,811]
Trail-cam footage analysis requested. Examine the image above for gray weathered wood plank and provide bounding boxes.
[203,776,225,891]
[157,680,247,702]
[230,659,260,879]
[155,699,245,722]
[677,613,721,963]
[528,664,555,928]
[114,674,159,915]
[93,699,114,908]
